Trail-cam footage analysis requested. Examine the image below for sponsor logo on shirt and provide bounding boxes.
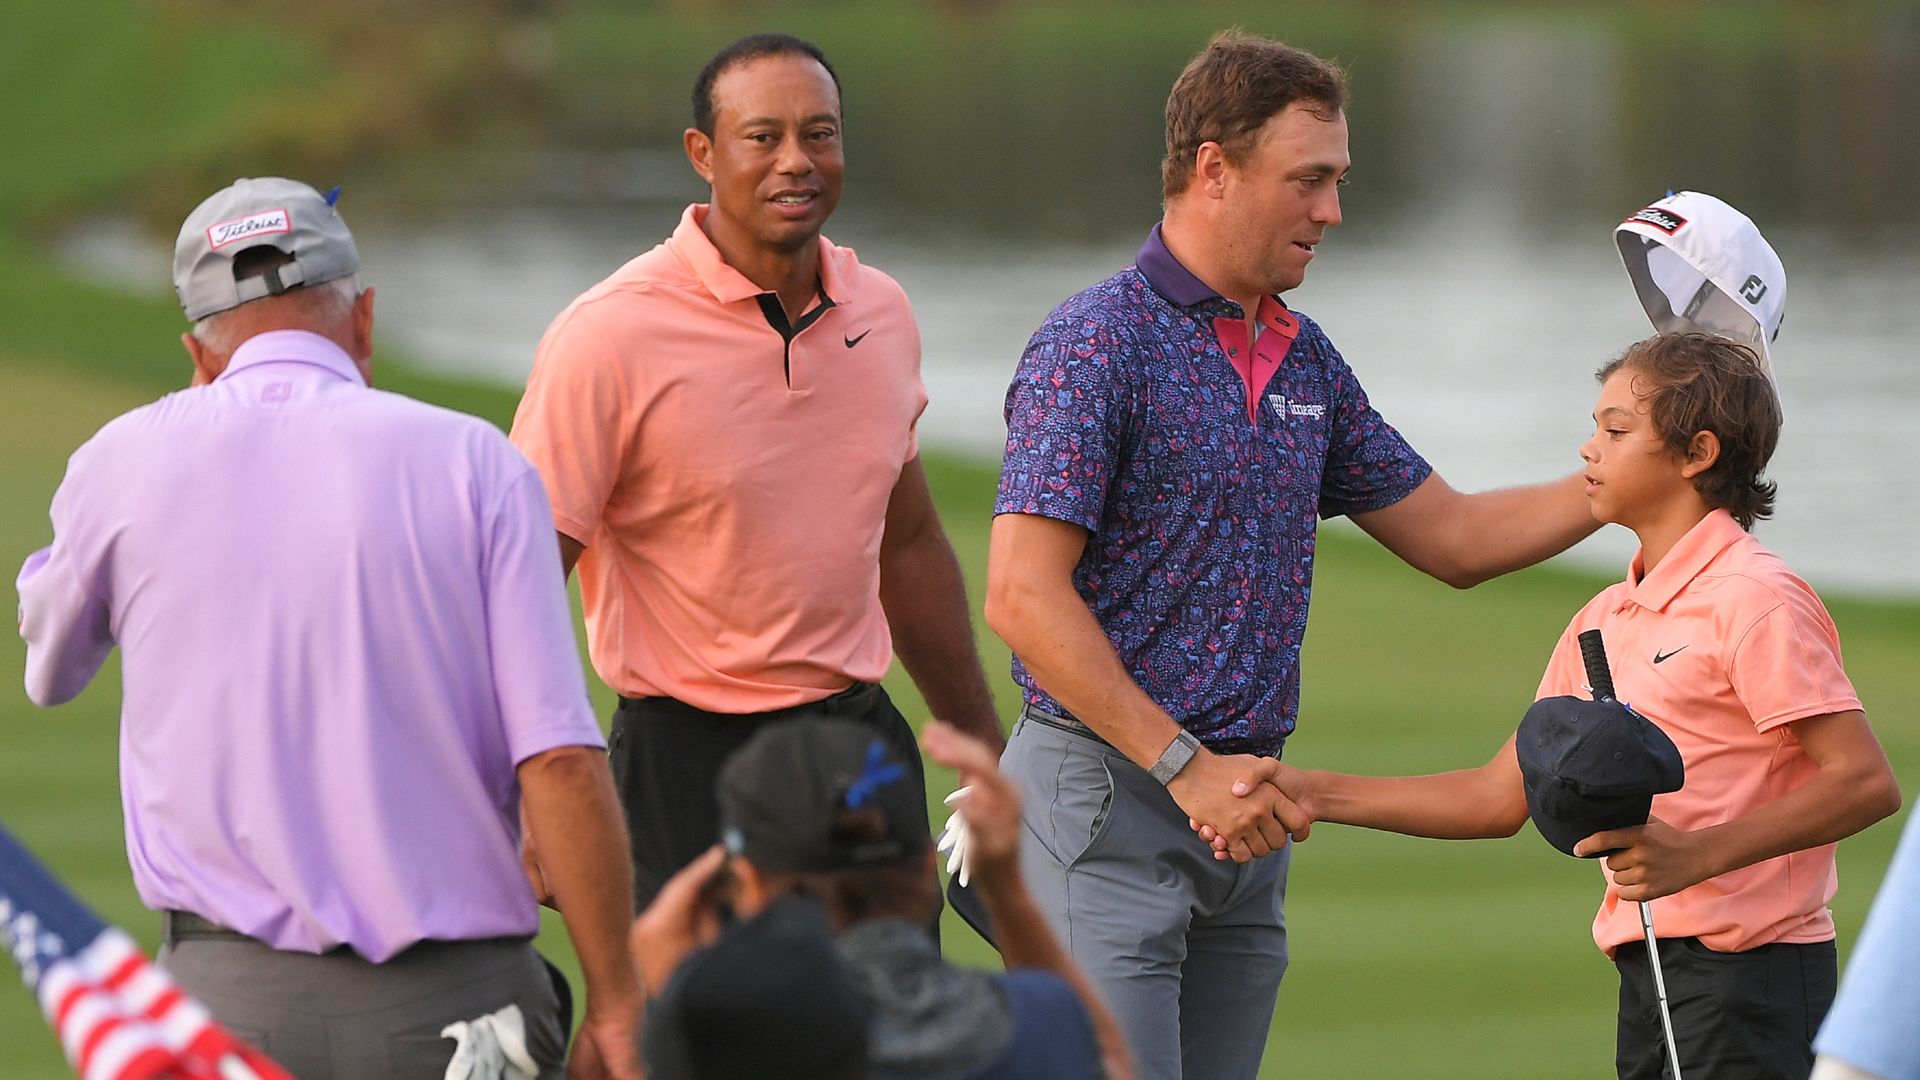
[1625,206,1687,235]
[207,209,292,250]
[1267,393,1325,420]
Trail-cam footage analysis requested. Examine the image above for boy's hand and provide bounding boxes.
[1574,817,1714,901]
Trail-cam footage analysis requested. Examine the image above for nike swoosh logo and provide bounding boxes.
[1653,646,1689,664]
[844,329,872,349]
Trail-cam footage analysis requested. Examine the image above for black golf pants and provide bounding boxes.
[1615,936,1837,1080]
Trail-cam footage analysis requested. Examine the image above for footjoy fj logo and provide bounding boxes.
[1267,394,1325,420]
[1626,206,1688,235]
[207,208,292,250]
[1739,275,1768,303]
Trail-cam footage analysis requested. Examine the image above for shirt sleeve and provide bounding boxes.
[1727,583,1863,733]
[481,464,605,764]
[508,304,633,546]
[17,449,115,706]
[1315,337,1432,519]
[994,330,1129,531]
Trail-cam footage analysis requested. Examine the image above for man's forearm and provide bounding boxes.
[518,747,640,1023]
[1466,471,1597,576]
[879,529,1003,748]
[1355,472,1597,589]
[983,554,1181,769]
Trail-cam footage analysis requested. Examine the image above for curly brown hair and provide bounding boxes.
[1599,332,1782,530]
[1162,30,1348,201]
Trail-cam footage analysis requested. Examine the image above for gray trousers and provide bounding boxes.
[1003,710,1289,1080]
[159,929,567,1079]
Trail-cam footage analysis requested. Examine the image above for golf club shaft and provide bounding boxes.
[1639,900,1684,1080]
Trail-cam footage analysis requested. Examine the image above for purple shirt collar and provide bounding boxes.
[1136,223,1293,316]
[1136,223,1221,307]
[219,329,365,385]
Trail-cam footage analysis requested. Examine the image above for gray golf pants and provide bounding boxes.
[1003,708,1290,1080]
[159,930,566,1079]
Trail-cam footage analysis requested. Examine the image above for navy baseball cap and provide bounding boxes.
[717,718,930,873]
[1515,696,1685,857]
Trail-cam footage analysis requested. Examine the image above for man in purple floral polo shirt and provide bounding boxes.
[984,33,1600,1080]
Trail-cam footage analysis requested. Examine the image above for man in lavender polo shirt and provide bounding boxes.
[986,35,1601,1079]
[15,178,640,1080]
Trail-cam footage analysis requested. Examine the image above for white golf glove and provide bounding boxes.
[936,785,975,887]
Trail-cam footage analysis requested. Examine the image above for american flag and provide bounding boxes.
[0,821,293,1080]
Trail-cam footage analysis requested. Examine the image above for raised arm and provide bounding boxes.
[1351,471,1597,589]
[922,721,1135,1080]
[985,512,1308,860]
[878,457,1003,749]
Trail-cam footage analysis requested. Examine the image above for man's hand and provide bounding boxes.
[1190,759,1317,859]
[921,721,1022,881]
[1168,751,1310,862]
[567,1009,641,1080]
[630,846,730,997]
[1574,818,1714,902]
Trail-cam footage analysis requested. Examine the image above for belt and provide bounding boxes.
[620,681,882,721]
[1020,703,1278,759]
[1020,702,1105,742]
[161,911,528,957]
[162,910,336,950]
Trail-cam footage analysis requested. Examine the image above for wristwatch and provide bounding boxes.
[1150,729,1203,785]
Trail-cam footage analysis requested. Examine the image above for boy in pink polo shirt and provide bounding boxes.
[1291,332,1900,1078]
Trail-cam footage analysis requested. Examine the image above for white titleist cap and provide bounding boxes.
[1615,190,1784,374]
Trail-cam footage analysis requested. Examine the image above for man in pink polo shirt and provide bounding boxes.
[510,34,1002,911]
[1294,332,1900,1078]
[17,178,639,1079]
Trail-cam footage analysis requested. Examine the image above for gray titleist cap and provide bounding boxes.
[173,177,360,321]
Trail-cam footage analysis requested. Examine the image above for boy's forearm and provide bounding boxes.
[1683,747,1899,882]
[1305,759,1529,840]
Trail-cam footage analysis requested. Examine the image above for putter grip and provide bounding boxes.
[1579,629,1616,702]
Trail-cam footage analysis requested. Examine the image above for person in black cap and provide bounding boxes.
[1233,332,1900,1079]
[639,887,871,1080]
[630,719,1133,1080]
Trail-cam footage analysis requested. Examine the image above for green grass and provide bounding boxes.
[3,3,1917,1077]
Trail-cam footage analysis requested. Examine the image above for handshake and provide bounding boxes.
[1174,748,1314,862]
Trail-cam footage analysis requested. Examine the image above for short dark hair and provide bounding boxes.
[1162,30,1349,200]
[1599,332,1782,530]
[692,33,841,136]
